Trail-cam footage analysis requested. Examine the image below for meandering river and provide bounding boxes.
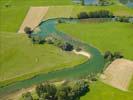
[0,18,105,97]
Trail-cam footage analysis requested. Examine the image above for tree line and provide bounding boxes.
[22,81,89,100]
[77,10,114,19]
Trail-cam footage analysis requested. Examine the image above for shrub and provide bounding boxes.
[60,42,74,51]
[24,27,32,34]
[22,92,33,100]
[115,16,130,23]
[78,12,89,19]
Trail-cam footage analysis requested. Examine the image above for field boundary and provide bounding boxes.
[18,7,49,33]
[101,59,133,91]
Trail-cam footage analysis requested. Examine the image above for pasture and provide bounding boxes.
[0,32,86,86]
[57,22,133,60]
[80,81,133,100]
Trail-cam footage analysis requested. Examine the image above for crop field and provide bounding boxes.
[57,22,133,60]
[0,31,87,86]
[80,81,133,100]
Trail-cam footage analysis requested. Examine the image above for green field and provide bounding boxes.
[57,22,133,60]
[44,6,73,20]
[0,0,133,32]
[0,0,133,99]
[0,0,72,32]
[80,81,133,100]
[71,5,133,17]
[0,32,87,85]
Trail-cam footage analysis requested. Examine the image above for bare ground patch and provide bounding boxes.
[18,7,49,33]
[101,59,133,91]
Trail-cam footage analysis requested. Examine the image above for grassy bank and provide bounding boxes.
[57,22,133,60]
[80,81,133,100]
[0,32,87,85]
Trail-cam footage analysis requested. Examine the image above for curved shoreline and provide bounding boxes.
[0,18,105,97]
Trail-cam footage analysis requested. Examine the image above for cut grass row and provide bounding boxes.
[57,22,133,60]
[0,32,87,86]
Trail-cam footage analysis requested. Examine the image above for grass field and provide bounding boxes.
[0,0,133,32]
[80,81,133,100]
[0,32,86,85]
[44,6,73,20]
[71,5,133,17]
[0,0,72,32]
[57,22,133,60]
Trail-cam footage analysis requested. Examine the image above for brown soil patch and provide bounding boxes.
[18,7,49,33]
[101,59,133,91]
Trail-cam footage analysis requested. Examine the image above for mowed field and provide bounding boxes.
[0,32,86,86]
[57,22,133,60]
[44,6,73,20]
[80,81,133,100]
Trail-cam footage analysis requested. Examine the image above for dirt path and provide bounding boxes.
[18,7,49,33]
[73,50,91,59]
[101,59,133,91]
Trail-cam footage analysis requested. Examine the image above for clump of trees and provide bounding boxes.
[24,26,33,38]
[36,82,57,100]
[32,35,74,51]
[78,10,114,19]
[104,51,124,61]
[22,81,89,100]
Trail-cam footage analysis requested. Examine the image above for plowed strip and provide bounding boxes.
[18,7,49,33]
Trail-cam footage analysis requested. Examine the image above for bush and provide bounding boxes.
[115,16,130,23]
[60,42,74,51]
[22,92,33,100]
[104,51,124,62]
[78,12,89,19]
[24,27,32,34]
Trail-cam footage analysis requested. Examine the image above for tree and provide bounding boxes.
[113,52,123,60]
[56,86,71,100]
[24,27,32,34]
[81,0,85,5]
[22,92,33,100]
[36,84,46,97]
[104,51,113,61]
[78,12,89,19]
[36,82,57,100]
